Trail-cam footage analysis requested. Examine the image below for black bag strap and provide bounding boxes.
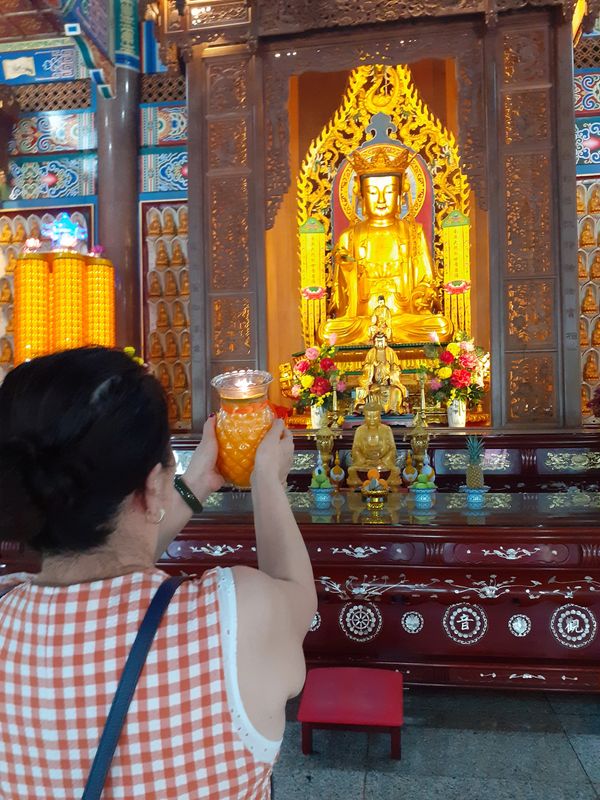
[82,575,187,800]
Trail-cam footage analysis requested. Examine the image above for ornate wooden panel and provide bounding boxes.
[506,354,557,423]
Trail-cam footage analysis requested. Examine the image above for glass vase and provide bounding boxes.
[211,370,274,489]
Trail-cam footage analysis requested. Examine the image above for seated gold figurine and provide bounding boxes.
[173,361,188,390]
[591,252,600,280]
[577,185,586,214]
[164,270,178,297]
[180,269,190,296]
[13,222,26,243]
[582,385,591,416]
[181,390,191,421]
[164,330,179,359]
[171,242,186,268]
[180,330,191,358]
[5,307,13,333]
[0,336,13,364]
[578,252,588,280]
[580,219,596,247]
[157,362,171,390]
[355,332,408,415]
[590,185,600,213]
[166,392,179,424]
[172,300,187,328]
[0,223,12,244]
[347,403,401,488]
[163,210,177,237]
[149,331,164,360]
[156,300,170,330]
[148,212,162,237]
[155,240,170,269]
[582,286,598,315]
[178,207,188,235]
[29,220,41,239]
[148,271,162,298]
[593,319,600,347]
[581,319,589,348]
[0,279,12,305]
[368,295,393,341]
[583,350,599,382]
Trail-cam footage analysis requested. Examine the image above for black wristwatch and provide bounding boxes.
[174,475,203,514]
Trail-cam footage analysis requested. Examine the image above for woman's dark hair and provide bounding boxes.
[0,347,171,555]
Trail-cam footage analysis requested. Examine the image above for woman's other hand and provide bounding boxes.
[183,416,224,501]
[253,419,294,485]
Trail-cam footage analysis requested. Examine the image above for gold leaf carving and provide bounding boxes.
[505,154,551,275]
[210,176,249,290]
[208,119,248,169]
[504,91,549,145]
[503,30,548,85]
[212,297,252,357]
[506,280,554,347]
[507,355,556,423]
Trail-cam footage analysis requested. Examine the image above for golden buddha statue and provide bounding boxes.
[149,331,164,360]
[5,307,13,333]
[167,392,179,424]
[180,330,191,358]
[580,219,596,247]
[355,332,408,415]
[29,220,41,240]
[165,330,178,359]
[319,146,452,345]
[171,242,186,268]
[590,185,600,213]
[157,362,171,391]
[582,286,598,315]
[592,319,600,347]
[155,241,170,269]
[578,252,588,280]
[173,300,187,328]
[180,269,190,296]
[577,185,586,214]
[408,411,430,473]
[583,350,599,382]
[164,270,178,297]
[581,319,589,348]
[582,385,591,416]
[156,300,170,330]
[163,210,177,237]
[13,222,26,243]
[182,391,191,421]
[0,337,12,364]
[179,207,188,235]
[5,251,16,274]
[0,223,12,244]
[347,403,401,488]
[148,271,162,298]
[0,279,12,304]
[173,361,188,390]
[148,212,162,237]
[368,294,393,340]
[591,253,600,280]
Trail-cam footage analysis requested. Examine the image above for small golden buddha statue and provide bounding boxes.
[347,403,401,488]
[315,424,335,474]
[5,251,16,274]
[164,270,178,297]
[148,212,162,237]
[577,185,586,214]
[149,331,164,360]
[583,350,599,382]
[180,269,189,296]
[167,392,179,424]
[409,411,430,473]
[178,207,188,235]
[578,252,588,280]
[164,330,178,359]
[0,337,12,364]
[582,384,591,416]
[173,361,188,390]
[157,362,171,391]
[163,210,177,237]
[592,319,600,347]
[156,300,170,330]
[148,271,162,298]
[355,333,408,415]
[171,242,186,268]
[580,319,589,348]
[28,220,41,240]
[589,185,600,213]
[0,279,12,304]
[0,223,12,244]
[368,295,393,341]
[13,222,26,243]
[582,286,598,315]
[182,390,192,421]
[173,300,187,328]
[591,253,600,280]
[180,330,191,358]
[319,146,452,345]
[155,241,170,269]
[580,219,596,248]
[5,308,13,333]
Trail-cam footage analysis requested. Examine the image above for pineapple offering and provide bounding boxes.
[465,435,485,488]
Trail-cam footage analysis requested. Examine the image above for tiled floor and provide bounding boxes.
[272,689,600,799]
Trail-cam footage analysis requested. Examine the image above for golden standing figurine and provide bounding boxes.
[355,332,408,415]
[319,146,452,345]
[347,403,401,488]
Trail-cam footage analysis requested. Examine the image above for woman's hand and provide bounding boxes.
[182,416,224,502]
[253,419,294,486]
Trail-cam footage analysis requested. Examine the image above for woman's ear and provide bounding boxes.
[142,462,166,512]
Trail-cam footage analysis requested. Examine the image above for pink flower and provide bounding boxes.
[336,380,346,392]
[450,369,471,389]
[327,333,337,346]
[312,377,331,396]
[291,384,301,398]
[305,347,319,361]
[458,352,478,371]
[320,357,336,372]
[295,359,310,374]
[459,340,475,352]
[429,378,442,391]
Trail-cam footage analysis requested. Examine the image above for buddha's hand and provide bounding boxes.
[183,416,224,502]
[253,419,294,486]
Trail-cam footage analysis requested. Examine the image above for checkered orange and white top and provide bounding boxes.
[0,567,280,799]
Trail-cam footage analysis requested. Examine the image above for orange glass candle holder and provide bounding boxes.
[211,370,274,489]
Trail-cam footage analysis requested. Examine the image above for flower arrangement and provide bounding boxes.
[421,332,488,408]
[291,335,346,411]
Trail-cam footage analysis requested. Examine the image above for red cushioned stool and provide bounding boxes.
[297,667,404,759]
